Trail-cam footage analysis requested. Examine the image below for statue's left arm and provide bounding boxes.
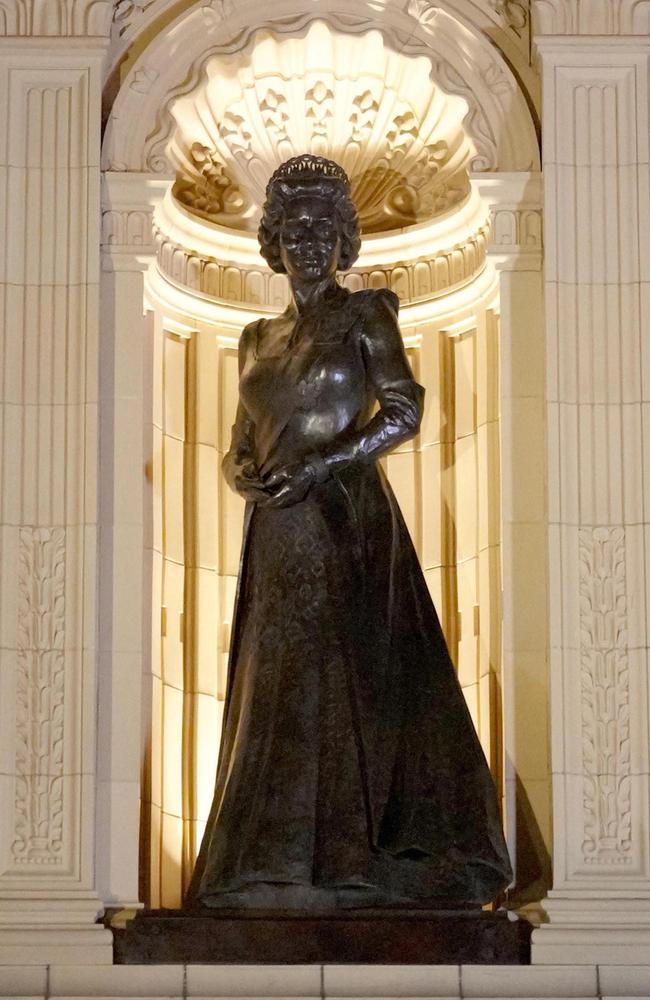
[315,288,424,477]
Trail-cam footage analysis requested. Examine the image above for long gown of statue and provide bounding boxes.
[189,283,512,907]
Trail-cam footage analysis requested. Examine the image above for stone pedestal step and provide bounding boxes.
[113,907,531,965]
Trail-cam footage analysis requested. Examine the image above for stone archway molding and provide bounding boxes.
[101,0,540,178]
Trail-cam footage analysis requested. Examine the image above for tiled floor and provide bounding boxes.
[0,963,649,1000]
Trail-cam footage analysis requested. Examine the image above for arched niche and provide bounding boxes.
[98,0,548,915]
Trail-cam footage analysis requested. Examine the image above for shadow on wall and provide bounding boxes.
[510,772,552,908]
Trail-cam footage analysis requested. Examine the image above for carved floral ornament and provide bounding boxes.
[579,527,632,868]
[166,21,473,234]
[13,529,66,866]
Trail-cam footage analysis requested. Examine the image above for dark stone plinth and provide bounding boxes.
[112,907,531,965]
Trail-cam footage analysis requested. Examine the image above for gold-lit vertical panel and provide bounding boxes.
[143,316,166,908]
[182,331,222,890]
[416,326,457,656]
[152,330,189,908]
[169,335,244,887]
[417,317,503,801]
[386,450,420,552]
[476,309,503,787]
[217,344,244,701]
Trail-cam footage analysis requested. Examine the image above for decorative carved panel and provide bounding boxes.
[12,529,66,866]
[579,527,632,867]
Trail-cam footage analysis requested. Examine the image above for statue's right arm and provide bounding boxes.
[221,323,268,502]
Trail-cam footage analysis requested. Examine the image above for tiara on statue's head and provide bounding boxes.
[265,154,351,195]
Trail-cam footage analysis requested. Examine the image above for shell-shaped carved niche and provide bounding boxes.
[167,20,473,235]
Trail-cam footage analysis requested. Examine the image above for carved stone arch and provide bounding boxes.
[106,0,538,114]
[98,0,546,912]
[101,0,539,176]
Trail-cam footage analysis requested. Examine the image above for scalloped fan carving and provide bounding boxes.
[167,20,474,234]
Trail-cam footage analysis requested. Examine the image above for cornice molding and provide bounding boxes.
[149,178,492,309]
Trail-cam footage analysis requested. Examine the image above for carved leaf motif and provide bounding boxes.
[483,62,514,96]
[113,0,156,38]
[350,90,380,144]
[174,143,246,218]
[12,529,66,865]
[490,0,529,38]
[130,67,159,95]
[579,527,632,866]
[407,0,440,26]
[305,81,335,142]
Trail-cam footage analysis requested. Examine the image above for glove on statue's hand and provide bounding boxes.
[259,461,316,509]
[234,462,270,503]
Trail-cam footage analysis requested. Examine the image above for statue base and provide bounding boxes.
[112,906,531,964]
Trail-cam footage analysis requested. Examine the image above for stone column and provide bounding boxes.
[532,0,650,964]
[0,4,113,965]
[477,174,551,912]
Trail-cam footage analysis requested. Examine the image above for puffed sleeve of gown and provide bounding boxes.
[320,288,425,473]
[222,322,258,494]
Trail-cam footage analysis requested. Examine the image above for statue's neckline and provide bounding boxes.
[285,280,349,318]
[253,284,352,360]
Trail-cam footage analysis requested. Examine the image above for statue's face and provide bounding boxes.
[279,195,341,282]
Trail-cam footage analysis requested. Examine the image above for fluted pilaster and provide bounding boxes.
[0,37,111,964]
[532,10,650,964]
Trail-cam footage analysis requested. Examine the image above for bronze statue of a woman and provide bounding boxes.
[188,155,512,909]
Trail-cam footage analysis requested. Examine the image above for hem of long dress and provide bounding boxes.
[196,870,506,910]
[198,887,475,910]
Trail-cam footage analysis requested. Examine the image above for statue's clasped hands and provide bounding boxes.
[235,459,316,508]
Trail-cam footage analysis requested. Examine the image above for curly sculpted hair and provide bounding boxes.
[258,155,362,274]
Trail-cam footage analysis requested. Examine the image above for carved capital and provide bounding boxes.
[0,0,114,36]
[532,0,650,36]
[490,207,542,252]
[102,208,155,251]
